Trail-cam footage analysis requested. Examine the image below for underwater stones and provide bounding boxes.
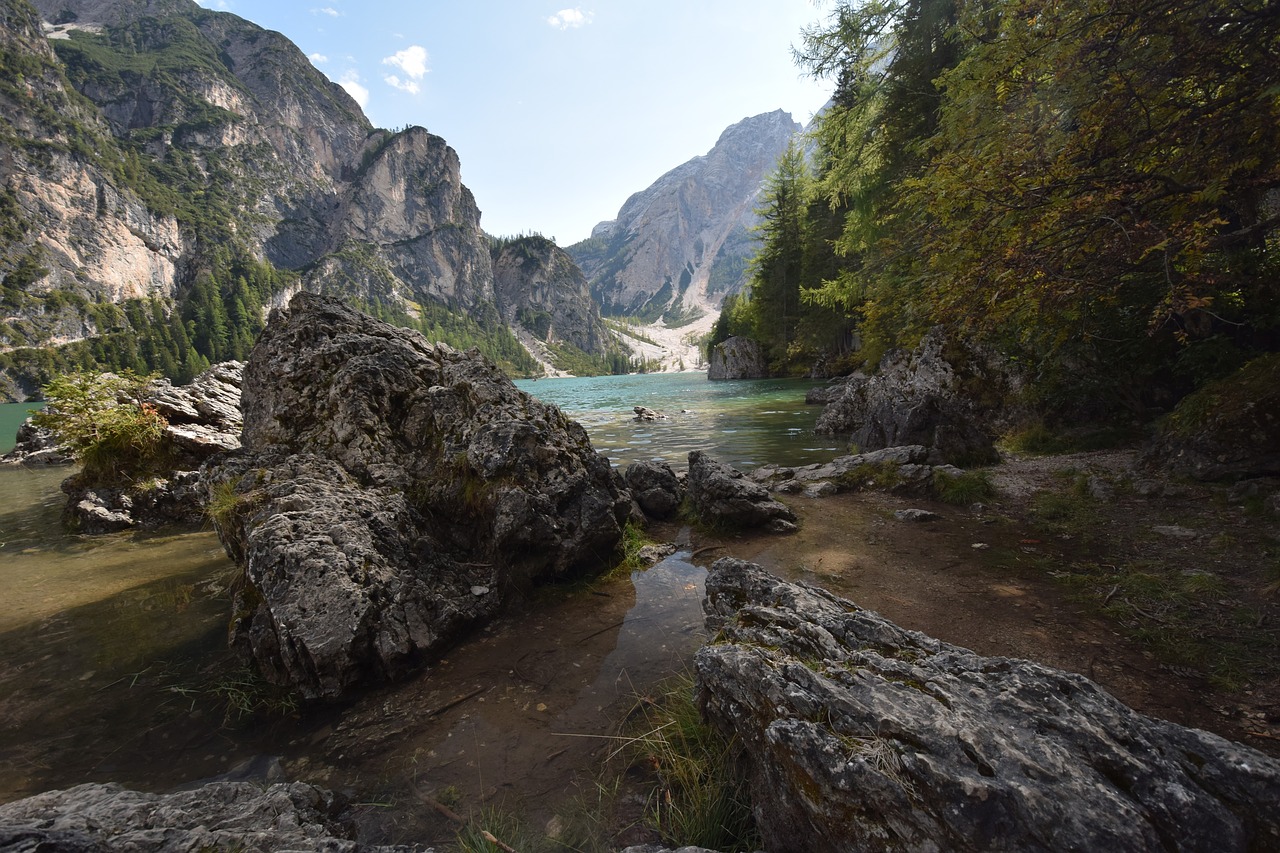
[696,559,1280,853]
[206,294,630,698]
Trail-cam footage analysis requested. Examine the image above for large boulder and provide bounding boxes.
[696,559,1280,853]
[815,328,1002,465]
[0,781,427,852]
[205,294,630,698]
[707,336,769,380]
[686,450,796,533]
[624,459,683,520]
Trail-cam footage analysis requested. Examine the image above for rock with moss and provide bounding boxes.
[204,294,630,698]
[815,328,1005,465]
[687,450,796,533]
[1143,353,1280,481]
[0,780,429,852]
[751,445,964,499]
[696,558,1280,853]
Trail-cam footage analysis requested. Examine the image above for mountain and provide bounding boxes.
[566,109,802,326]
[0,0,610,398]
[492,235,609,360]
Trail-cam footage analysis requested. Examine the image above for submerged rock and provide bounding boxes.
[0,781,428,852]
[205,294,630,698]
[696,559,1280,853]
[687,450,796,533]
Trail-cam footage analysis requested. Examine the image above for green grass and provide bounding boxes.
[932,469,995,505]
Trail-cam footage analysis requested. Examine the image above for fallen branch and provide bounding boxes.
[692,545,723,559]
[482,830,518,853]
[409,782,466,825]
[424,686,486,718]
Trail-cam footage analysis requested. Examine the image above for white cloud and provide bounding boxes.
[195,0,230,8]
[383,74,420,95]
[337,71,368,108]
[311,6,340,16]
[547,8,592,29]
[308,52,328,64]
[382,45,429,80]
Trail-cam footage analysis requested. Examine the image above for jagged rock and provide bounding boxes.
[1,418,71,465]
[751,445,963,498]
[624,460,683,520]
[55,363,244,532]
[570,110,802,319]
[204,294,630,698]
[636,543,678,567]
[0,781,428,852]
[634,406,669,421]
[696,559,1280,853]
[491,235,610,358]
[815,328,1003,465]
[707,336,768,380]
[805,378,853,405]
[1142,353,1280,481]
[687,450,796,533]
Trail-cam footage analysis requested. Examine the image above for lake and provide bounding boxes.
[0,402,42,454]
[0,371,843,836]
[515,372,842,470]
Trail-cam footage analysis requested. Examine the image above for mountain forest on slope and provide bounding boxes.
[714,0,1279,425]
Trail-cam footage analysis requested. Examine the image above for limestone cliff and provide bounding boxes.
[491,235,607,357]
[0,0,582,397]
[567,109,801,324]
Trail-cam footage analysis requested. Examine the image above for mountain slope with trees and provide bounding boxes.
[0,0,616,397]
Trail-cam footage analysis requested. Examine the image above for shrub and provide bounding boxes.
[33,369,171,481]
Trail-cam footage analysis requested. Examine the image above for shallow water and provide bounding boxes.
[0,372,829,834]
[0,402,42,454]
[515,372,842,469]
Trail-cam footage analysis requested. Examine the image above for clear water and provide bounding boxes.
[0,402,43,454]
[515,372,842,469]
[0,372,840,818]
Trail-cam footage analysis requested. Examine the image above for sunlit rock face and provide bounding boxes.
[205,294,630,698]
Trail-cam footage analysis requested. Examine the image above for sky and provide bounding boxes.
[192,1,834,245]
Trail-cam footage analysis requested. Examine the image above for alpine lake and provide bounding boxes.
[0,374,841,845]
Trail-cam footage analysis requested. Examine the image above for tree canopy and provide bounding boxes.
[732,0,1279,414]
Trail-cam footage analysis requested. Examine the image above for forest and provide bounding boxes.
[715,0,1279,421]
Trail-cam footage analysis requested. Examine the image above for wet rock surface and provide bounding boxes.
[205,294,630,698]
[814,328,1003,465]
[696,558,1280,853]
[0,781,428,852]
[687,450,796,533]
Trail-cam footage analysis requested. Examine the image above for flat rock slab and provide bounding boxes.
[0,781,428,852]
[696,558,1280,853]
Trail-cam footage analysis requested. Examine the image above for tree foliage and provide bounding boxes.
[33,369,171,482]
[727,0,1280,412]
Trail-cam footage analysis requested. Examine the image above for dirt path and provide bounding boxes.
[695,449,1280,753]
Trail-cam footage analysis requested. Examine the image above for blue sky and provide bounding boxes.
[193,1,833,245]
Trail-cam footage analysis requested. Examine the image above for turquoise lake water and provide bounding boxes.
[0,402,42,454]
[515,372,842,470]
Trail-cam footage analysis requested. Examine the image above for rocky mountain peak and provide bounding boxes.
[567,108,801,327]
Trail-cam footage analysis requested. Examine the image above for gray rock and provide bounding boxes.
[624,460,684,520]
[1,418,72,465]
[634,405,669,421]
[0,781,428,852]
[696,559,1280,853]
[687,451,796,533]
[815,328,1002,465]
[636,543,678,566]
[803,481,838,498]
[205,294,631,697]
[752,445,957,499]
[806,379,854,405]
[708,336,769,380]
[893,508,942,522]
[1153,525,1200,539]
